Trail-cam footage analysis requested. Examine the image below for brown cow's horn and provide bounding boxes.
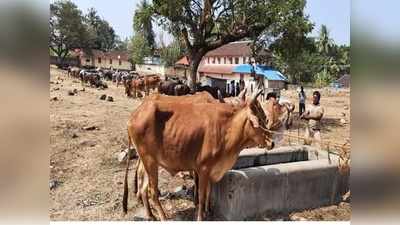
[217,90,225,103]
[238,88,247,102]
[250,89,263,103]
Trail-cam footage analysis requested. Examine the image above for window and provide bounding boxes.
[212,57,215,64]
[98,57,101,64]
[86,58,90,63]
[119,59,122,65]
[207,57,210,64]
[223,57,226,64]
[228,57,232,64]
[109,59,113,64]
[217,57,220,64]
[235,57,239,64]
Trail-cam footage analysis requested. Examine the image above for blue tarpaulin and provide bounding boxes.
[232,64,287,81]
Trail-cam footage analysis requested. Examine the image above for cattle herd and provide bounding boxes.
[66,66,228,101]
[62,66,295,221]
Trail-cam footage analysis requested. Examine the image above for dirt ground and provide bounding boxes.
[49,67,350,221]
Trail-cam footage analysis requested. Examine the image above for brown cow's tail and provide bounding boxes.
[122,132,133,214]
[133,159,140,195]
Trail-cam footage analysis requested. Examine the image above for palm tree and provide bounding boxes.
[316,25,334,56]
[133,0,155,52]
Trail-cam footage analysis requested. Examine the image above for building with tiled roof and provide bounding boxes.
[197,41,286,97]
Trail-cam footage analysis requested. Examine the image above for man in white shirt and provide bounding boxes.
[301,91,324,149]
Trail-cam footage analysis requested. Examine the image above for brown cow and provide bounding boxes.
[125,78,145,98]
[144,75,161,96]
[131,89,246,201]
[68,67,80,78]
[123,89,273,220]
[123,91,243,219]
[125,75,160,98]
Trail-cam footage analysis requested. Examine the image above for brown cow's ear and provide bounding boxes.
[249,114,260,128]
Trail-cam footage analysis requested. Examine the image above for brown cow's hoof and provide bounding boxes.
[100,94,107,100]
[107,96,114,102]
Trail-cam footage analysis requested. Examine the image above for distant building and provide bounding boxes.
[172,56,190,79]
[77,49,132,70]
[135,56,169,77]
[197,41,286,96]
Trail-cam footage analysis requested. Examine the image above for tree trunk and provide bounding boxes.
[188,53,203,92]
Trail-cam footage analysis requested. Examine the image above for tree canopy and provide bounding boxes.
[50,0,122,66]
[150,0,317,89]
[85,7,117,51]
[49,0,89,65]
[133,0,156,52]
[145,0,350,87]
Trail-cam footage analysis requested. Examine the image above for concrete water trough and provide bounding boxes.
[210,145,349,220]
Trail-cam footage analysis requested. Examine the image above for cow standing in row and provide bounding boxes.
[125,75,161,98]
[123,88,274,220]
[68,66,81,78]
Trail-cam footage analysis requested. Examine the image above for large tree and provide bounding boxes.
[267,0,314,83]
[316,24,334,56]
[49,0,89,66]
[85,7,117,51]
[151,0,312,90]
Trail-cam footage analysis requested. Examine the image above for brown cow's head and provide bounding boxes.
[263,96,295,130]
[262,96,295,145]
[243,89,275,150]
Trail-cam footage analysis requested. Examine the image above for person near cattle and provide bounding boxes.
[298,86,306,116]
[301,91,324,149]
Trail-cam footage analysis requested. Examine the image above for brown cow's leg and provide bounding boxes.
[205,181,211,215]
[144,162,167,221]
[140,169,155,220]
[196,173,208,221]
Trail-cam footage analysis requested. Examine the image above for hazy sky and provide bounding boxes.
[62,0,350,45]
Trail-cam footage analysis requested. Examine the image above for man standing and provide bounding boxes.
[301,91,324,149]
[298,86,306,116]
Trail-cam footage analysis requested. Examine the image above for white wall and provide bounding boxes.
[135,64,167,76]
[80,56,131,70]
